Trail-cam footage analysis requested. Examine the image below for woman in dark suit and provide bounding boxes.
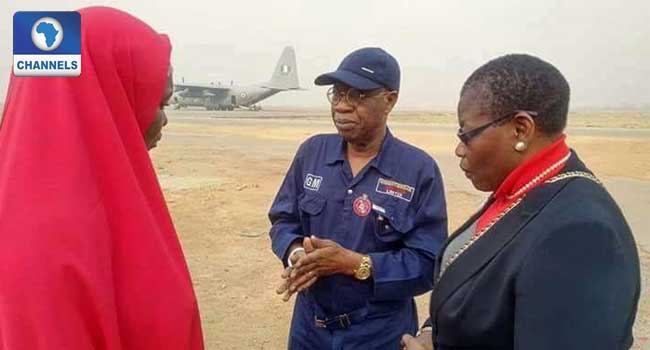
[402,54,640,350]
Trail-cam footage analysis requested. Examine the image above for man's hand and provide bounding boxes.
[276,241,309,301]
[277,236,364,302]
[284,236,363,295]
[400,331,433,350]
[276,238,325,301]
[292,236,362,279]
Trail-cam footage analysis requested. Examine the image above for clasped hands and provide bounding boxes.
[276,236,363,302]
[276,237,433,350]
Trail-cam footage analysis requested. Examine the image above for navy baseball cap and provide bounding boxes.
[314,47,400,91]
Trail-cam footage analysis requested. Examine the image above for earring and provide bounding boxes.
[514,141,527,152]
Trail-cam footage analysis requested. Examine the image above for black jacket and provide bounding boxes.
[425,152,640,350]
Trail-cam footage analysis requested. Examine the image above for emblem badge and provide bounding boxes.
[353,194,372,217]
[304,173,323,191]
[376,178,415,202]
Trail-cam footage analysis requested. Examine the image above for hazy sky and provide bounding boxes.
[1,0,649,110]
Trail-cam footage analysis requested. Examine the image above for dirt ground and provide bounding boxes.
[151,110,650,349]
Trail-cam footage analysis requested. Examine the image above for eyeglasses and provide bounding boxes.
[457,110,538,145]
[326,87,391,107]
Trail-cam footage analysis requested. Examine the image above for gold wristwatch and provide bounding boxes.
[353,255,372,280]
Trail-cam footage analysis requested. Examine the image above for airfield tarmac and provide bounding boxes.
[152,109,650,349]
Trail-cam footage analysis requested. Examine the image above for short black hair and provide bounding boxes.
[460,54,570,135]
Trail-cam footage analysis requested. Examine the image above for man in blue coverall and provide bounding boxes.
[269,47,448,349]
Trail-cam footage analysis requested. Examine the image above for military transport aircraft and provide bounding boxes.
[171,46,301,111]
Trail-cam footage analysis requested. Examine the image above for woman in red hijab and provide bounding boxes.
[0,7,203,349]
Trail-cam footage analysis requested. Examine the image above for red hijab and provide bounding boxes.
[0,7,203,349]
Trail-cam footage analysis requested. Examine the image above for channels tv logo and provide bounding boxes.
[13,11,81,77]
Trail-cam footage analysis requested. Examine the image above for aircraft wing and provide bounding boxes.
[174,83,231,97]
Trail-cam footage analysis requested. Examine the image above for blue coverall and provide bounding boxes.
[269,129,448,349]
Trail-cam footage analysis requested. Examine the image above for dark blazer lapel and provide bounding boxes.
[430,151,587,316]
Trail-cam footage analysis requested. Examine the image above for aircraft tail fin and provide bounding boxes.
[262,46,301,90]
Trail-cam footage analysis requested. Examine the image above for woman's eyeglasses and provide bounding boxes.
[457,110,538,145]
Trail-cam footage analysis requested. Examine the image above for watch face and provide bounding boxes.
[356,267,371,280]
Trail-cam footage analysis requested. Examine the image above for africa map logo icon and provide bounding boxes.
[31,17,63,51]
[13,11,81,76]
